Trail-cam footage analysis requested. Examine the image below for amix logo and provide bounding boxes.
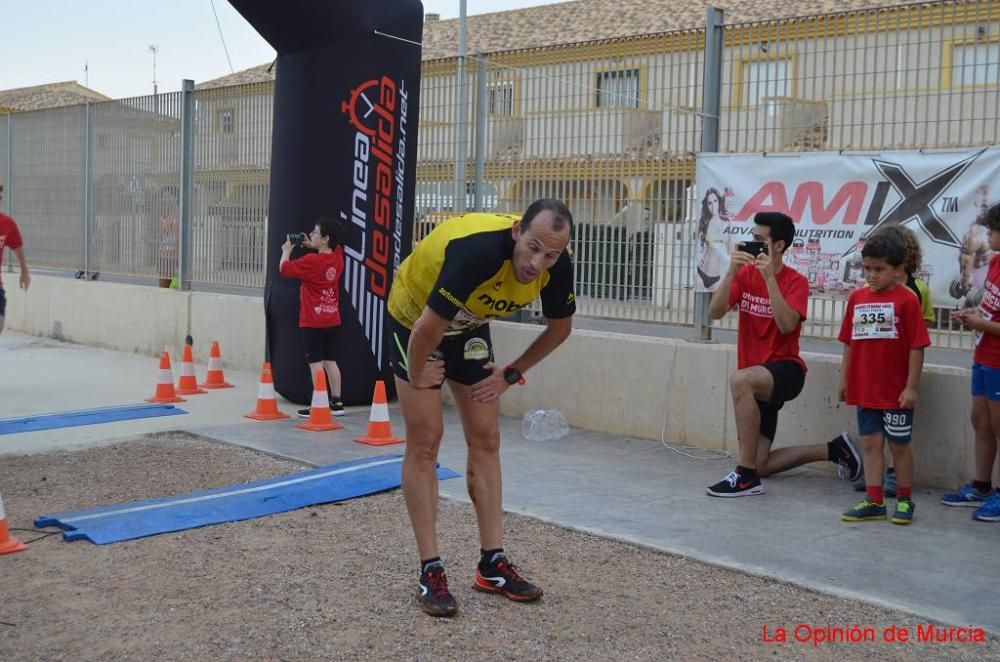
[733,148,986,249]
[477,293,525,314]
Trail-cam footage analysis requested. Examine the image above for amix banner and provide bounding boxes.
[229,0,422,405]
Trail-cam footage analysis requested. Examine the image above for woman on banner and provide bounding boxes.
[696,187,732,290]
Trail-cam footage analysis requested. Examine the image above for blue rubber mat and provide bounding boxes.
[0,404,187,435]
[35,454,460,544]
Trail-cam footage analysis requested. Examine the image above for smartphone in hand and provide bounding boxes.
[741,241,768,257]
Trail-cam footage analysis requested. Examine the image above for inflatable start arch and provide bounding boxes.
[229,0,423,404]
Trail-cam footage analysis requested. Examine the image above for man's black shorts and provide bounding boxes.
[300,326,341,363]
[0,288,6,318]
[389,316,493,388]
[756,360,806,442]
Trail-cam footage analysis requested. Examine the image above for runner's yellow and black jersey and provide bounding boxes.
[388,213,576,335]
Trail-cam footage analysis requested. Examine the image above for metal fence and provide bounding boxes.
[3,0,998,347]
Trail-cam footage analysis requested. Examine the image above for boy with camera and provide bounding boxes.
[279,217,347,416]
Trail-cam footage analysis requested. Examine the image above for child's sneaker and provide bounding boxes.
[330,401,345,417]
[841,498,887,522]
[891,499,915,525]
[972,493,1000,522]
[940,483,993,507]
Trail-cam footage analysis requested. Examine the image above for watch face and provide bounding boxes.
[504,368,520,385]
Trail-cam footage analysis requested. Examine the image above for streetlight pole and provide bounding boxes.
[454,0,468,213]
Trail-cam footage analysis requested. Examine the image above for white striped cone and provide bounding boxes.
[296,370,342,431]
[311,388,330,409]
[355,381,403,445]
[176,345,206,395]
[200,341,233,388]
[245,364,289,420]
[146,352,185,403]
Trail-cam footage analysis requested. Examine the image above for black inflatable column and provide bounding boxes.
[229,0,422,405]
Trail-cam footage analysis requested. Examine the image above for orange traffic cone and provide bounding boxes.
[245,363,290,421]
[200,341,234,389]
[296,370,343,431]
[176,344,207,395]
[146,351,186,403]
[355,381,403,446]
[0,493,28,556]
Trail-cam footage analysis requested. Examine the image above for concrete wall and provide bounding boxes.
[5,275,990,489]
[5,275,265,370]
[488,323,988,491]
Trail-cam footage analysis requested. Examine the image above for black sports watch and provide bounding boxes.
[503,365,525,386]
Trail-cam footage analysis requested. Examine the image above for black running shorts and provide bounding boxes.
[389,316,494,388]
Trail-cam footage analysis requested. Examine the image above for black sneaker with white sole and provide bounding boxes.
[296,407,310,419]
[417,565,458,617]
[331,401,345,416]
[706,470,764,497]
[830,432,862,481]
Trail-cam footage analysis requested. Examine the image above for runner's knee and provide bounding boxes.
[405,429,444,463]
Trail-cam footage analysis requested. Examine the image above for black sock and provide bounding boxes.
[480,548,505,568]
[331,394,341,403]
[421,557,443,574]
[972,480,993,493]
[736,465,758,480]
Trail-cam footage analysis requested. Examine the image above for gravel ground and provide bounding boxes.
[0,433,994,661]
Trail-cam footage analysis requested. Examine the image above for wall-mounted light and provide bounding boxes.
[760,41,770,53]
[976,25,988,39]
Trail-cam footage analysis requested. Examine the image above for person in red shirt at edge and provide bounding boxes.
[838,232,930,525]
[944,202,1000,523]
[707,212,862,497]
[0,181,31,335]
[279,217,347,417]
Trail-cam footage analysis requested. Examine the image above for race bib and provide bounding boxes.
[852,302,897,340]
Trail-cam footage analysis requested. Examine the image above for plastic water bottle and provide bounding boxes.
[521,410,569,441]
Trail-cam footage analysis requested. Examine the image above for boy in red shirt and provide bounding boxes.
[279,217,347,416]
[839,232,930,524]
[0,181,31,335]
[943,202,1000,522]
[707,212,862,497]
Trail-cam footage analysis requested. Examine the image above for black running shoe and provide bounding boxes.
[706,470,764,497]
[418,566,458,617]
[830,432,862,481]
[330,401,345,417]
[474,555,543,602]
[296,407,310,419]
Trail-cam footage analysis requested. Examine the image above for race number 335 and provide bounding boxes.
[852,302,897,340]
